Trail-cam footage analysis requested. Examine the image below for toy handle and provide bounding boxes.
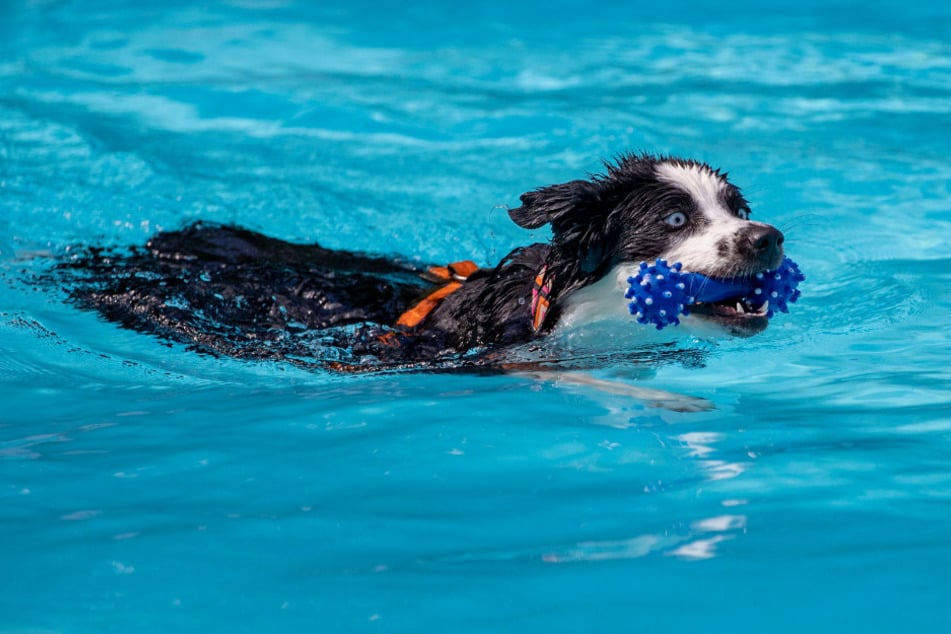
[682,274,751,304]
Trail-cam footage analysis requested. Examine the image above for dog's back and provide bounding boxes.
[59,223,441,362]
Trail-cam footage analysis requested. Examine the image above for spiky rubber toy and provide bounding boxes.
[625,256,805,329]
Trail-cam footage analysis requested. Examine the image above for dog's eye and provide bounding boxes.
[737,206,751,220]
[664,211,688,228]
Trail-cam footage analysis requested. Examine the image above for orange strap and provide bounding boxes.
[395,260,478,329]
[424,259,479,282]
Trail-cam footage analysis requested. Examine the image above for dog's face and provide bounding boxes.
[509,154,785,331]
[648,161,784,277]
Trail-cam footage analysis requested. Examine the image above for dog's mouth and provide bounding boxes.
[687,288,771,334]
[625,256,802,335]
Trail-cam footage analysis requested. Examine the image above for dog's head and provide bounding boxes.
[509,154,785,330]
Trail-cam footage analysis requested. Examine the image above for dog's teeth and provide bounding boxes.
[736,302,745,314]
[760,300,769,315]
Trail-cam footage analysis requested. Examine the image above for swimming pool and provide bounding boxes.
[2,0,950,631]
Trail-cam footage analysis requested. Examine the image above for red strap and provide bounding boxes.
[531,265,553,331]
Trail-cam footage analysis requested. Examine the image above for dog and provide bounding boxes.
[59,153,784,371]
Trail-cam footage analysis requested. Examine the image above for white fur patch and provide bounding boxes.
[557,264,638,328]
[655,161,748,276]
[655,161,730,214]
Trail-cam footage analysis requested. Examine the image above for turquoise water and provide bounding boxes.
[2,1,951,631]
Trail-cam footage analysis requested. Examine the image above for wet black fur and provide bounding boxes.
[57,153,757,367]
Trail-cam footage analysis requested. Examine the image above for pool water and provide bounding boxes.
[2,1,950,631]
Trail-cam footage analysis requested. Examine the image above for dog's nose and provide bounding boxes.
[749,225,785,269]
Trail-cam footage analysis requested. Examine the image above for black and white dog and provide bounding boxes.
[61,153,784,369]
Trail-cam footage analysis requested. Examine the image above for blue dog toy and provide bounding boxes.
[625,256,804,329]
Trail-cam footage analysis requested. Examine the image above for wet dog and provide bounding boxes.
[60,153,784,370]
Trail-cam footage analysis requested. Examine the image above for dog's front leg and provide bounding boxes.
[514,369,713,413]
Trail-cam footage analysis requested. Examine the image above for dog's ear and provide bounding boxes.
[508,180,601,231]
